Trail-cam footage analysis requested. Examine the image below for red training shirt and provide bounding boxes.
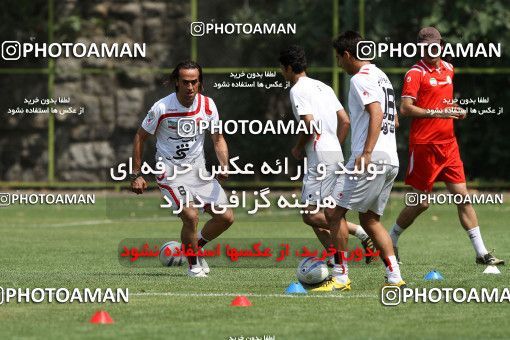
[401,59,455,144]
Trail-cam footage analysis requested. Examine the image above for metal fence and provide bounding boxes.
[1,0,508,190]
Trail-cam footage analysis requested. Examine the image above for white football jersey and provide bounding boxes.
[347,64,399,167]
[289,76,344,167]
[141,92,219,165]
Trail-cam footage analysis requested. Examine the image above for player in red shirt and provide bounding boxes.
[389,27,504,265]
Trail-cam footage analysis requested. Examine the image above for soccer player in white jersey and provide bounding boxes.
[315,31,405,291]
[131,60,234,278]
[278,45,376,273]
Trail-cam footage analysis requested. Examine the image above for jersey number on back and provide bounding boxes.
[381,87,396,135]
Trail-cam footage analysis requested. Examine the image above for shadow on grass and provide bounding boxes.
[91,272,186,277]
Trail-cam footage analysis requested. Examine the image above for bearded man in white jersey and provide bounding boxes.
[278,45,376,278]
[316,31,405,291]
[131,60,234,278]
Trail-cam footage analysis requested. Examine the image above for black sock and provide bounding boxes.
[334,252,342,265]
[198,238,208,248]
[187,256,198,267]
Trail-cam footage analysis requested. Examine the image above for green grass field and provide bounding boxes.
[1,191,509,339]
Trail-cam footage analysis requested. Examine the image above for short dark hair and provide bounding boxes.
[168,60,203,92]
[332,31,363,59]
[278,45,307,73]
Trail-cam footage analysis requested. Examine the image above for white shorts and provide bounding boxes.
[301,163,339,204]
[156,156,228,211]
[332,164,398,216]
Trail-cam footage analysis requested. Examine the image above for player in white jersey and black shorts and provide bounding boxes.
[131,61,234,278]
[279,46,376,276]
[313,31,406,291]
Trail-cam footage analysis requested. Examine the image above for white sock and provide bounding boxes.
[197,230,210,242]
[190,263,202,271]
[384,255,402,284]
[467,226,488,257]
[354,225,369,241]
[389,223,405,246]
[332,251,349,283]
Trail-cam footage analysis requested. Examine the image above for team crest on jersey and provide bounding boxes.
[167,119,178,129]
[429,77,438,86]
[406,76,412,83]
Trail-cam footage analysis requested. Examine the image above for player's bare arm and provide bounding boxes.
[450,102,467,119]
[355,101,383,170]
[211,132,229,181]
[291,113,314,160]
[336,109,350,144]
[131,127,149,194]
[400,97,461,119]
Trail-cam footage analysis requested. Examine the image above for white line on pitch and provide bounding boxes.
[131,292,377,299]
[13,217,175,228]
[13,210,297,228]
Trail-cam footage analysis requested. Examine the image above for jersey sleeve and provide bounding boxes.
[329,87,343,112]
[401,69,422,100]
[141,102,164,135]
[289,88,313,117]
[350,75,380,106]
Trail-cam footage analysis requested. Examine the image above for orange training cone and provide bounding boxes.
[230,295,252,307]
[89,310,114,324]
